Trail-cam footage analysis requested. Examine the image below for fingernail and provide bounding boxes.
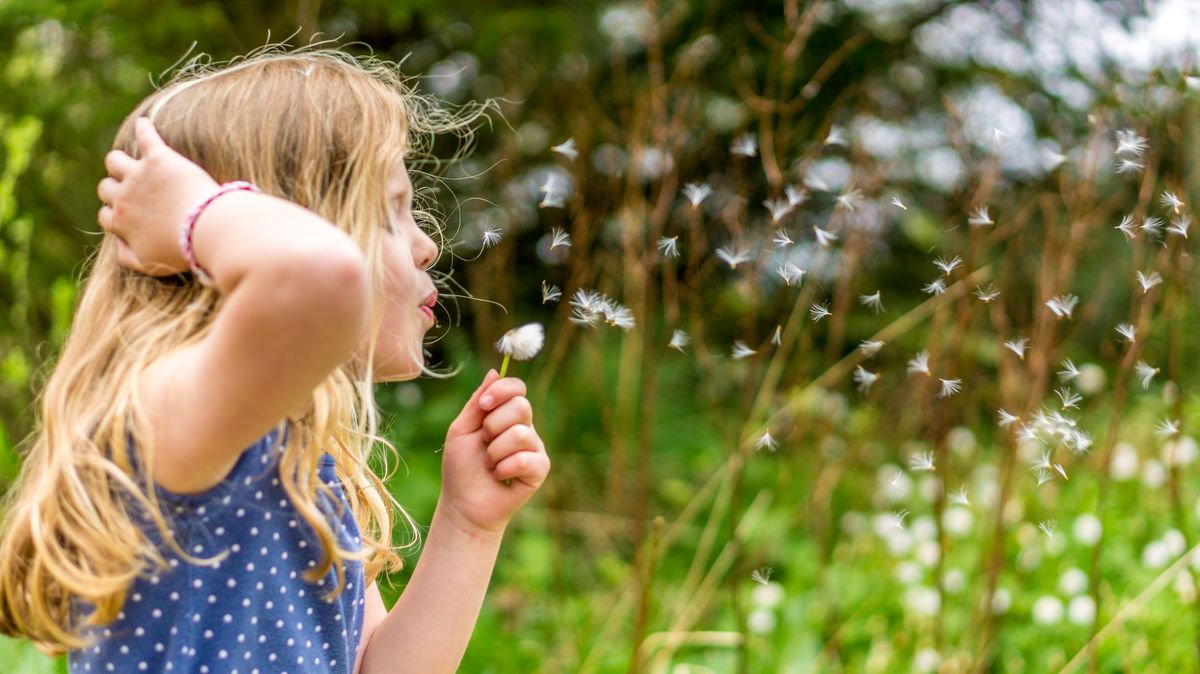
[480,395,493,409]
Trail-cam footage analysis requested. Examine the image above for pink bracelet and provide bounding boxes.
[180,180,261,286]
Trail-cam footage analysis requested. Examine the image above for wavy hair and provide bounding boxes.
[0,42,490,652]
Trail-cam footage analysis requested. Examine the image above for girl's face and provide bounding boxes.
[361,159,440,382]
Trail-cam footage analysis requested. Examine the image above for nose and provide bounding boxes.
[414,225,438,270]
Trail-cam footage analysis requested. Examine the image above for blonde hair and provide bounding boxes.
[0,42,489,652]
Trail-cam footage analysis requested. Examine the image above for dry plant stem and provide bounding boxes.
[626,516,666,674]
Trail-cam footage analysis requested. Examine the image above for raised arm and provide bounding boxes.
[99,118,370,493]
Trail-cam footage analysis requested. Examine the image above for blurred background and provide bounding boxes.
[3,0,1200,671]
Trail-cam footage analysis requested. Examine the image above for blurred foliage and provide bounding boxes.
[5,0,1200,672]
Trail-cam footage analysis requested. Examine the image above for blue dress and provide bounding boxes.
[68,424,366,674]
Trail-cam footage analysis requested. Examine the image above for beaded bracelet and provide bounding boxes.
[179,180,261,286]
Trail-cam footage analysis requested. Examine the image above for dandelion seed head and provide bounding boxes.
[495,323,545,361]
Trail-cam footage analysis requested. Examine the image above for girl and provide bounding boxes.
[0,45,550,673]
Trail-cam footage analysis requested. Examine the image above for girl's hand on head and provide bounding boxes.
[439,369,551,537]
[96,117,220,276]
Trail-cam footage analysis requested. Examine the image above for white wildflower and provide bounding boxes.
[853,366,879,393]
[1136,270,1162,293]
[551,138,578,161]
[731,133,757,157]
[809,302,831,322]
[1136,360,1158,389]
[541,281,562,304]
[668,329,690,352]
[907,351,931,376]
[550,227,572,249]
[938,378,962,398]
[731,341,756,360]
[716,246,753,269]
[682,182,712,207]
[1045,294,1079,319]
[1115,322,1136,343]
[657,236,680,258]
[909,451,935,472]
[1003,338,1029,359]
[968,206,994,227]
[860,290,885,313]
[495,323,545,361]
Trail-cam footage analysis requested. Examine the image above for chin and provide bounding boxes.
[371,354,425,382]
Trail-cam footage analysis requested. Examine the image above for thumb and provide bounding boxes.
[134,117,165,157]
[447,369,501,436]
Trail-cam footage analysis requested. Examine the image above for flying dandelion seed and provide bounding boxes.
[716,246,753,269]
[1160,191,1185,213]
[539,174,569,208]
[974,284,1001,302]
[938,378,963,398]
[1115,214,1138,240]
[1115,128,1148,157]
[1136,360,1159,389]
[1034,467,1053,486]
[835,188,863,212]
[764,198,795,223]
[968,206,994,226]
[771,325,782,346]
[950,485,971,507]
[657,236,680,258]
[1056,387,1082,410]
[1116,158,1145,175]
[755,431,778,452]
[772,229,794,248]
[810,302,831,322]
[998,409,1019,428]
[860,340,884,357]
[669,329,690,352]
[541,281,562,304]
[549,227,572,249]
[860,290,885,313]
[814,226,838,247]
[750,567,774,585]
[934,255,963,276]
[909,451,935,472]
[907,351,931,376]
[481,225,503,249]
[1142,216,1164,238]
[1136,270,1163,293]
[551,138,578,161]
[570,289,635,330]
[888,470,908,497]
[495,322,545,377]
[785,184,808,207]
[853,366,879,393]
[731,341,756,360]
[1156,418,1181,437]
[888,509,910,529]
[777,263,805,286]
[1039,520,1058,538]
[1045,294,1079,319]
[1168,214,1191,238]
[1058,359,1081,382]
[922,278,947,296]
[824,125,848,147]
[1004,338,1029,359]
[731,133,757,157]
[1054,464,1069,480]
[1115,322,1136,343]
[682,182,712,207]
[890,195,907,210]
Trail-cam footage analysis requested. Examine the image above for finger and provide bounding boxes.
[104,150,137,181]
[482,396,533,442]
[112,236,145,273]
[485,423,543,467]
[97,177,120,206]
[134,117,165,157]
[493,450,550,485]
[447,369,501,436]
[97,204,116,232]
[479,377,528,411]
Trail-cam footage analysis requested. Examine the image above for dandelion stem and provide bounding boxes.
[498,353,512,378]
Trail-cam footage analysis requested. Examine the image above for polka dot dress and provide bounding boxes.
[68,425,365,674]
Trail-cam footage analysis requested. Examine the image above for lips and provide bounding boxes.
[418,290,437,323]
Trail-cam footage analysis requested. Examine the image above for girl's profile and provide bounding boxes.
[0,43,550,674]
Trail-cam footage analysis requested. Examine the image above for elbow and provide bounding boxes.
[273,238,372,352]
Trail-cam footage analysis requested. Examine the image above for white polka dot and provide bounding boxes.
[204,629,214,638]
[218,649,228,659]
[227,578,237,588]
[151,609,162,618]
[192,579,202,589]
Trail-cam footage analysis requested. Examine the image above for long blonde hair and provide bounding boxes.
[0,42,487,652]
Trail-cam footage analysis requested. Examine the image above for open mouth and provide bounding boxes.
[419,290,437,323]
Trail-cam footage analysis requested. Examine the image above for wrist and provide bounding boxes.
[432,501,508,545]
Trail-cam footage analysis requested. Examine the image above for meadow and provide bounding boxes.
[3,1,1200,671]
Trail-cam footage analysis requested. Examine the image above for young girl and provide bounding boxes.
[0,46,550,673]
